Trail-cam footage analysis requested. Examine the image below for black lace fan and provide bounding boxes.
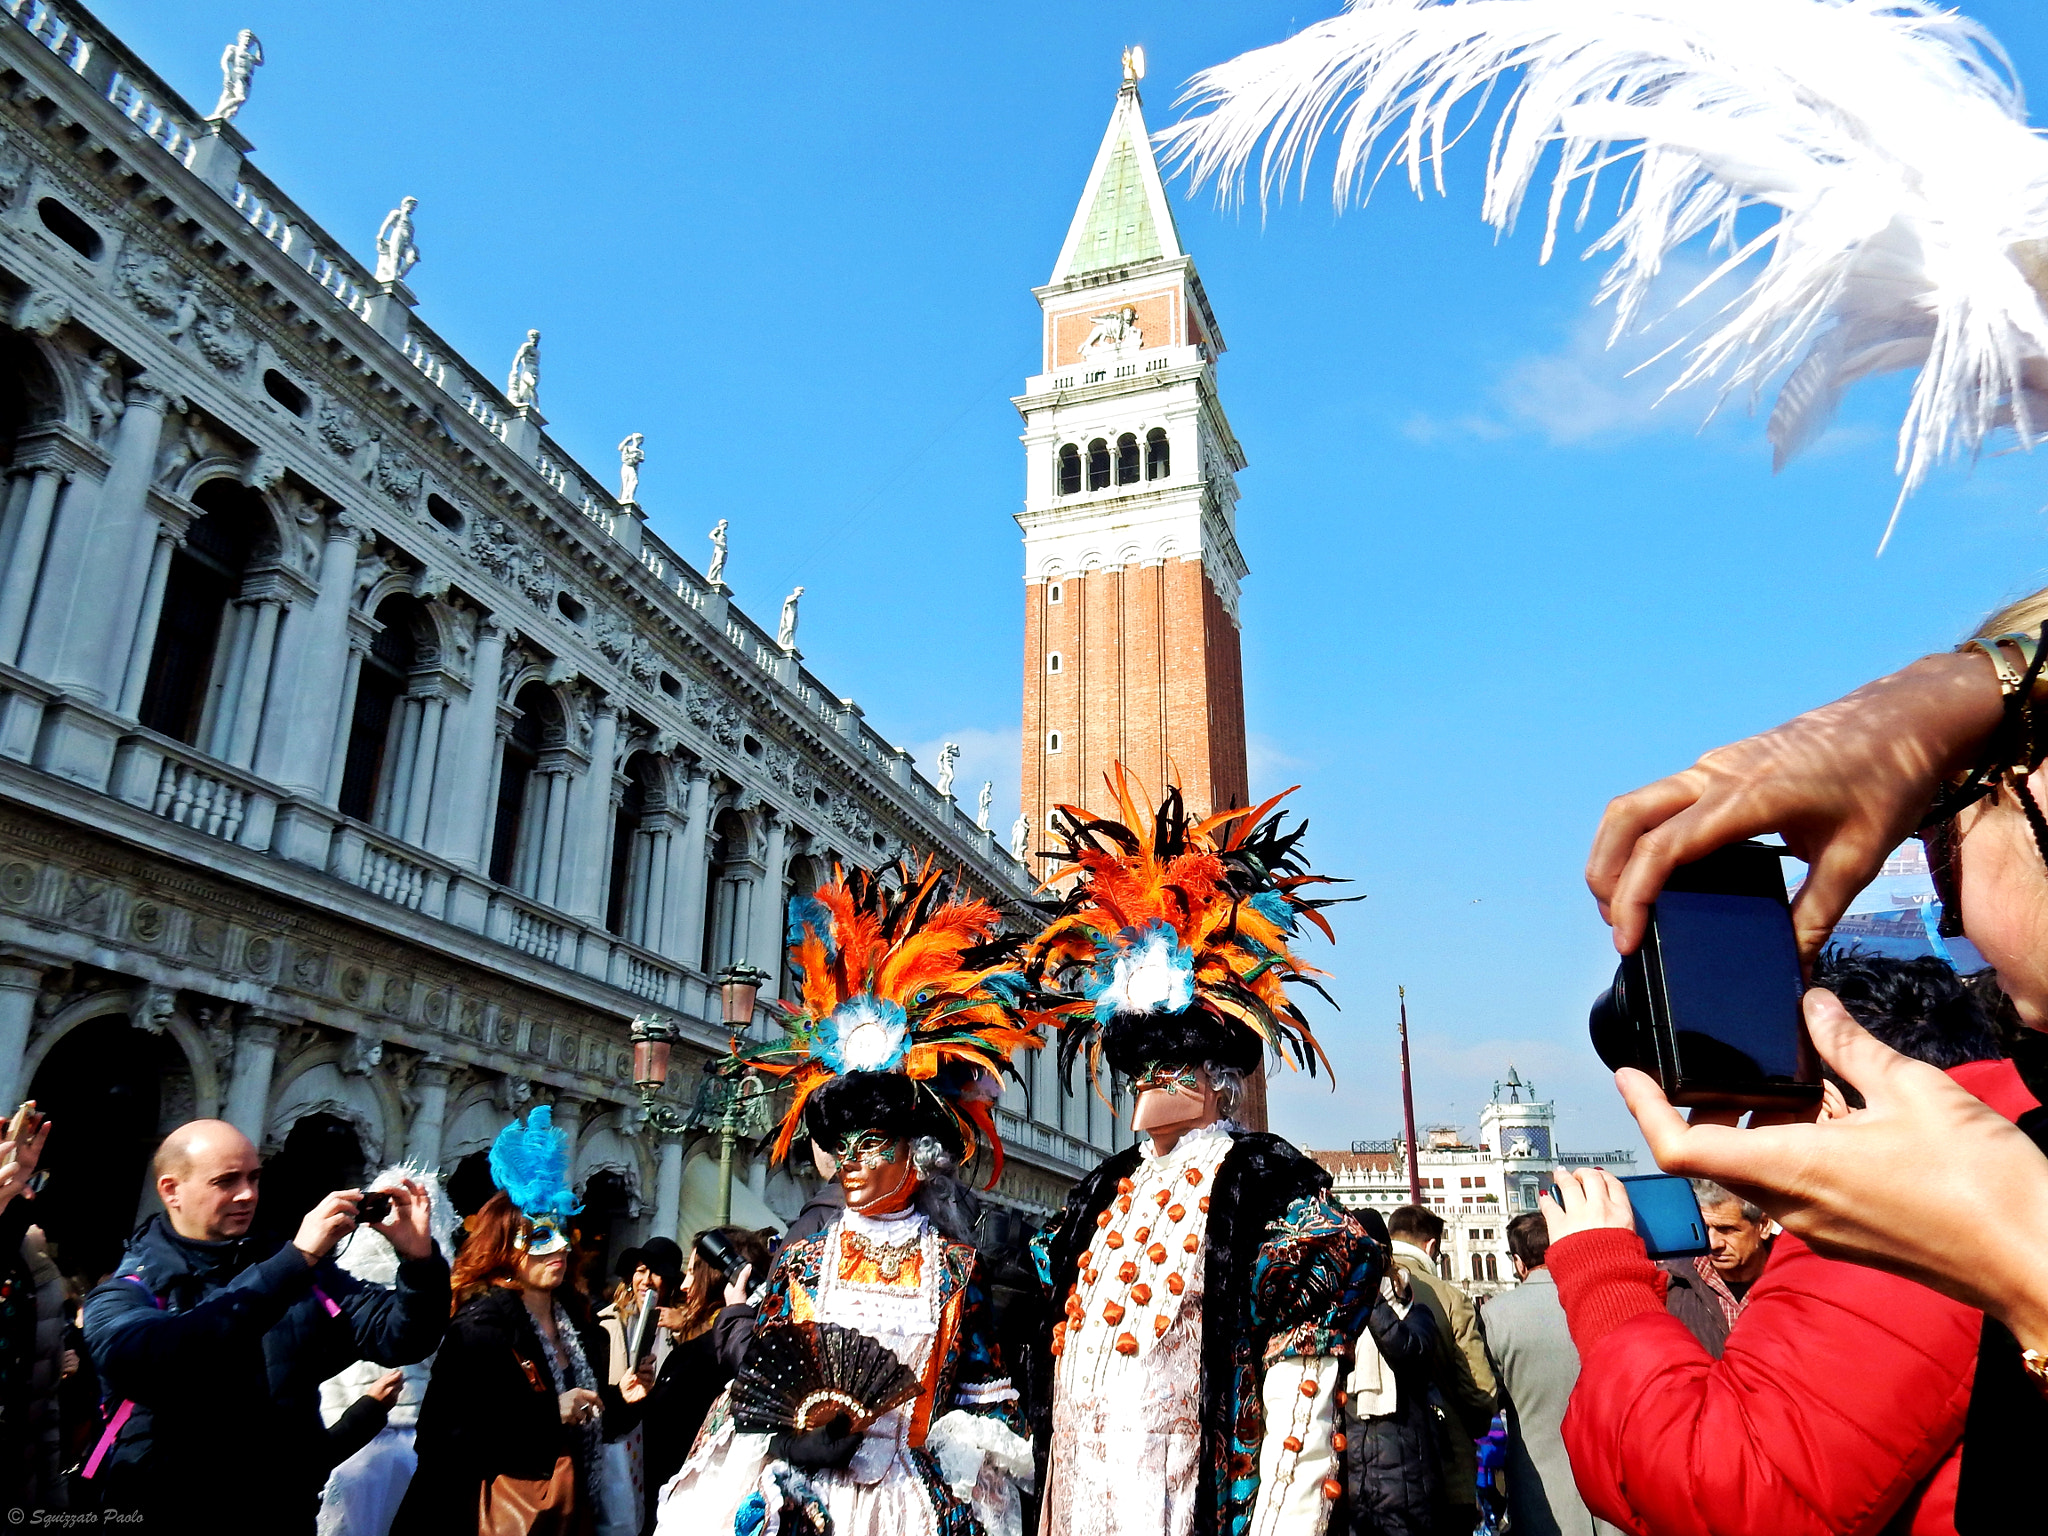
[730,1321,920,1434]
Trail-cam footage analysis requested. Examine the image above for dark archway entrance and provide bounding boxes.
[28,1015,175,1282]
[571,1170,636,1302]
[253,1113,366,1252]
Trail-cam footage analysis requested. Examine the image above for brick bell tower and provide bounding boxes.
[1016,49,1251,877]
[1017,53,1263,1128]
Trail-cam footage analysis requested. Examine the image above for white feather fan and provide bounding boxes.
[1161,0,2048,548]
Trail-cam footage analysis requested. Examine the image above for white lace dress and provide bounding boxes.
[1040,1123,1238,1536]
[655,1206,1027,1536]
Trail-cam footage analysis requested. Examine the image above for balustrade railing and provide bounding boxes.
[106,733,277,852]
[105,70,196,165]
[5,0,93,75]
[508,905,565,964]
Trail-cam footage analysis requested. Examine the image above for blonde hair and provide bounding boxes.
[1972,587,2048,642]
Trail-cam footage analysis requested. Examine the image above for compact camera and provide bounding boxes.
[356,1190,394,1226]
[1589,840,1821,1111]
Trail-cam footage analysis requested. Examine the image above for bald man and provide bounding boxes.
[80,1120,448,1529]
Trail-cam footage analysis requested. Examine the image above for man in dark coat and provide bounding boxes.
[1336,1207,1443,1536]
[80,1120,448,1530]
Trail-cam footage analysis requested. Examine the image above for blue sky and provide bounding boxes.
[97,1,2048,1161]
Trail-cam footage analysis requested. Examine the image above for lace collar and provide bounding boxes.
[1138,1118,1238,1166]
[841,1204,929,1242]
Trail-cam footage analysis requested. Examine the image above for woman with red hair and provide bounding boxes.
[394,1109,647,1535]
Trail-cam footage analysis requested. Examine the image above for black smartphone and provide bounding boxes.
[1618,1174,1711,1259]
[1589,840,1820,1110]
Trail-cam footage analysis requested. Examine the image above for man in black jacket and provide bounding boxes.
[80,1120,448,1530]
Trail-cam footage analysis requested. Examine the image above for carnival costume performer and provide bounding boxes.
[1026,768,1382,1536]
[655,859,1043,1536]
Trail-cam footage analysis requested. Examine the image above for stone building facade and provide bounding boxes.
[0,2,1125,1278]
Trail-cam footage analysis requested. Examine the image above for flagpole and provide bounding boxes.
[1398,986,1423,1207]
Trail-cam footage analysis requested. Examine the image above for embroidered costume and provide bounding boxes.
[655,860,1040,1536]
[1025,770,1382,1536]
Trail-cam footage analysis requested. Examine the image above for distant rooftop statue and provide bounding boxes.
[617,433,644,504]
[706,519,728,586]
[977,781,993,830]
[209,30,263,123]
[778,586,802,650]
[506,329,540,410]
[1121,44,1145,86]
[935,743,961,799]
[374,197,419,286]
[1009,810,1031,862]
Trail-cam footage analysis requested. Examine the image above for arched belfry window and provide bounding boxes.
[337,594,426,824]
[138,480,263,746]
[1116,433,1140,485]
[489,683,557,889]
[1146,428,1170,480]
[1086,439,1110,492]
[1056,443,1081,496]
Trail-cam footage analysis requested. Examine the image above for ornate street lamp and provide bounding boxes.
[628,1012,688,1136]
[706,960,770,1223]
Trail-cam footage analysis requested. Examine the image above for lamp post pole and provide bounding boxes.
[716,1088,739,1226]
[712,959,767,1228]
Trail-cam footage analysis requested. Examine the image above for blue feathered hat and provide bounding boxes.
[489,1104,580,1256]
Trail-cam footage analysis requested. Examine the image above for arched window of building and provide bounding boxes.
[1047,652,1062,674]
[1484,1252,1499,1282]
[337,595,424,825]
[488,683,556,888]
[1086,438,1110,491]
[1145,427,1170,480]
[702,808,754,975]
[606,752,671,941]
[1116,433,1140,485]
[1056,443,1081,496]
[1047,582,1063,605]
[138,480,264,746]
[1046,730,1062,754]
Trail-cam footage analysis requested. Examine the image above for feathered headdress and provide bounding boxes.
[738,858,1043,1187]
[1161,0,2048,549]
[489,1104,580,1255]
[1026,765,1350,1097]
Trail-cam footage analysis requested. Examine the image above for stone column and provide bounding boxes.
[666,767,712,965]
[203,601,257,760]
[262,520,364,795]
[750,811,789,998]
[31,381,168,702]
[552,1096,585,1172]
[0,959,44,1110]
[0,469,65,665]
[116,529,178,718]
[563,701,620,922]
[433,618,509,869]
[404,1056,453,1173]
[225,597,284,769]
[651,1136,684,1242]
[324,633,371,806]
[222,1013,285,1146]
[401,694,446,847]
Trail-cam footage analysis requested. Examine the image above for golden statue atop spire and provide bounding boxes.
[1121,44,1146,87]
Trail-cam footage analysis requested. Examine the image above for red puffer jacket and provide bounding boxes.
[1550,1059,2039,1536]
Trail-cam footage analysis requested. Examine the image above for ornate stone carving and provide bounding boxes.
[153,412,207,490]
[685,683,745,751]
[626,639,659,692]
[495,1075,534,1113]
[317,399,366,459]
[617,433,643,504]
[471,518,550,608]
[130,984,175,1035]
[0,140,30,211]
[373,443,424,506]
[935,743,960,798]
[1010,811,1031,861]
[778,586,803,650]
[61,875,108,929]
[13,291,70,339]
[84,349,126,443]
[342,1033,384,1075]
[118,247,185,325]
[978,781,993,830]
[593,608,632,665]
[193,305,255,375]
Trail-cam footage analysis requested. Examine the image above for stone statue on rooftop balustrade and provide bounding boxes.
[209,30,263,123]
[617,433,644,504]
[778,586,803,650]
[506,329,540,410]
[977,781,993,830]
[935,743,961,799]
[707,519,729,586]
[375,197,420,285]
[1009,811,1031,862]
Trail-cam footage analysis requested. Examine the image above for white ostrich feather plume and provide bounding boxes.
[1161,0,2048,549]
